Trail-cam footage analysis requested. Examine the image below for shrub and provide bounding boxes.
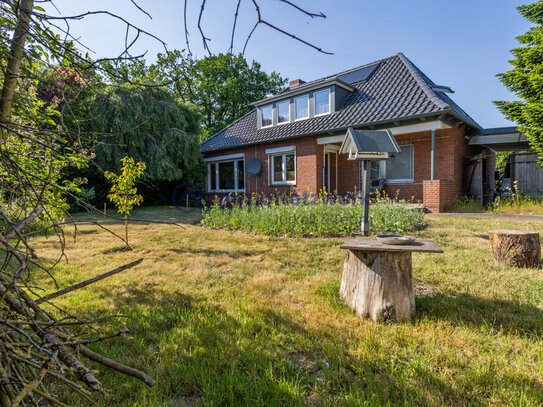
[201,194,425,237]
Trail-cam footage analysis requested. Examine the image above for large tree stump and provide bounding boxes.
[339,239,443,322]
[488,230,541,268]
[340,250,414,322]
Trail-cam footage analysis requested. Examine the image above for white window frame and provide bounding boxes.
[294,95,309,121]
[384,144,414,184]
[314,88,331,117]
[261,104,273,128]
[206,156,246,193]
[277,100,290,125]
[267,147,296,186]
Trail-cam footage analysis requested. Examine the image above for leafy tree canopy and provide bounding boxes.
[495,1,543,165]
[103,51,286,140]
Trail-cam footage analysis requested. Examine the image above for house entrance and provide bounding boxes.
[323,148,338,193]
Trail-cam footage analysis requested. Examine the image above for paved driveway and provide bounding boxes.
[427,212,543,221]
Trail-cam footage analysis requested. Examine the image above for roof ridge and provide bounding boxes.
[396,53,451,110]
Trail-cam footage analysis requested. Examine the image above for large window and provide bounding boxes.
[295,95,309,120]
[261,105,273,127]
[208,159,245,192]
[270,152,296,185]
[315,89,330,116]
[277,100,290,124]
[386,145,414,182]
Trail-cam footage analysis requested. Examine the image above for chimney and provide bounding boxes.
[289,79,305,88]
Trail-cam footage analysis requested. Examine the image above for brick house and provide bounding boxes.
[200,53,491,212]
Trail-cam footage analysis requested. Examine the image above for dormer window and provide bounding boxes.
[261,105,273,127]
[295,95,309,120]
[277,100,290,124]
[315,89,330,116]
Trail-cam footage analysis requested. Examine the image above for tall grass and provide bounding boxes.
[201,194,425,237]
[491,190,543,215]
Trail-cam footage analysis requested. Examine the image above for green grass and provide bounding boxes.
[29,209,543,406]
[447,194,543,216]
[202,197,425,237]
[445,196,485,213]
[491,193,543,215]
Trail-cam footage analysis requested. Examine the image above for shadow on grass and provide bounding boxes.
[69,281,543,406]
[416,293,543,339]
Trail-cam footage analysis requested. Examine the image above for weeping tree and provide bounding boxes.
[92,85,203,183]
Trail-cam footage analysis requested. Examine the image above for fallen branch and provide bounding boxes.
[3,207,43,240]
[77,345,156,387]
[36,258,143,304]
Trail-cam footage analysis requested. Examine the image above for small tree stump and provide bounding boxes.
[488,230,541,268]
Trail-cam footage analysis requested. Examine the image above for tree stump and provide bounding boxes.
[340,249,415,322]
[488,230,541,268]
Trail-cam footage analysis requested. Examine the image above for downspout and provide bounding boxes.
[431,130,436,180]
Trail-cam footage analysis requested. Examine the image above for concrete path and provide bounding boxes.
[427,212,543,222]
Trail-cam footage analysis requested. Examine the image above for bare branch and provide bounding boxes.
[36,258,143,304]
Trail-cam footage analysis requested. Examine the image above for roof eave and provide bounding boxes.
[200,110,477,153]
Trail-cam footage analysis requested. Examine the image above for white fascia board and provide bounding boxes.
[265,145,295,154]
[388,121,450,135]
[317,135,345,144]
[204,153,244,163]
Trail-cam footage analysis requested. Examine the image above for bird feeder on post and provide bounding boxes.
[339,127,400,236]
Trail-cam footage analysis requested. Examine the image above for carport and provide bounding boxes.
[468,127,542,199]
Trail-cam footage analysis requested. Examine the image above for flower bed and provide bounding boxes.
[201,194,425,237]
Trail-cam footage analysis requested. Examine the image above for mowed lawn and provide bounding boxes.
[30,207,543,406]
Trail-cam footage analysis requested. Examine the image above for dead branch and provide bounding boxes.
[36,258,143,304]
[74,345,156,388]
[3,207,43,240]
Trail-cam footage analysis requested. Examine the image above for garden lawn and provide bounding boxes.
[30,208,543,406]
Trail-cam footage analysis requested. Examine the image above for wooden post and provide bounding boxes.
[103,202,106,221]
[489,230,541,268]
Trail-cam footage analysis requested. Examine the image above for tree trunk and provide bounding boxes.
[489,230,541,268]
[124,213,129,249]
[339,249,415,322]
[0,0,34,121]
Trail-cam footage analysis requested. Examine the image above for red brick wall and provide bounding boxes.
[203,125,479,211]
[423,180,456,212]
[203,136,319,196]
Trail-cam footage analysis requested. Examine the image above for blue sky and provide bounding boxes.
[45,0,531,128]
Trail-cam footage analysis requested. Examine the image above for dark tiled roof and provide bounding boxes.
[201,53,481,153]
